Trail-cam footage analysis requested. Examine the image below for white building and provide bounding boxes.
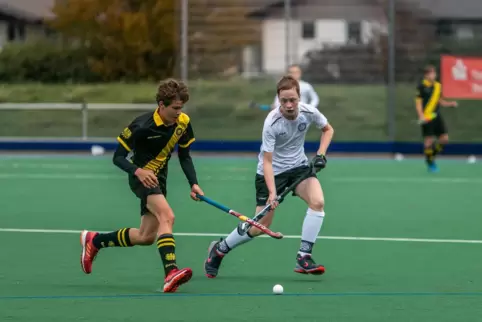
[0,0,54,49]
[245,0,387,75]
[243,0,482,76]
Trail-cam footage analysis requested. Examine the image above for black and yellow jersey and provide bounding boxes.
[117,109,195,175]
[415,79,442,118]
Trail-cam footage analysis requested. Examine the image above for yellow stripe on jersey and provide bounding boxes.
[179,138,195,148]
[117,137,131,152]
[424,82,441,118]
[143,113,190,174]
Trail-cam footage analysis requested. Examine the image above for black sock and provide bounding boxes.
[92,228,133,249]
[216,239,231,254]
[424,147,434,165]
[157,234,178,276]
[298,240,314,256]
[217,230,253,254]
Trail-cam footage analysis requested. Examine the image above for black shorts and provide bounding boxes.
[128,169,167,216]
[421,115,447,138]
[255,165,316,207]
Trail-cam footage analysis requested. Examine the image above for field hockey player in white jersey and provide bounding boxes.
[204,75,334,278]
[272,64,319,109]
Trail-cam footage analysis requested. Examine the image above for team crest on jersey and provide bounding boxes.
[122,127,132,139]
[298,123,307,131]
[175,128,184,136]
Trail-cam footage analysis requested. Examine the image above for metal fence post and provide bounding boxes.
[81,102,88,140]
[387,0,396,144]
[181,0,188,82]
[284,0,292,70]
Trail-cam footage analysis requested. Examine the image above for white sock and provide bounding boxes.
[298,208,325,257]
[217,226,253,254]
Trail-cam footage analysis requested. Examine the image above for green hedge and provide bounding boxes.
[0,40,101,83]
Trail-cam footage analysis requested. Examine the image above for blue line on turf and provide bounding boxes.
[1,291,482,300]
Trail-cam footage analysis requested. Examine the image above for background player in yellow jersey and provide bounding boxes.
[80,79,204,293]
[415,65,458,172]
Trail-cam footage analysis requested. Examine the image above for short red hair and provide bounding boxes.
[276,75,300,96]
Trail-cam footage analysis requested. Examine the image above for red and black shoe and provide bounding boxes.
[80,230,99,274]
[163,268,193,293]
[294,254,325,275]
[204,240,226,278]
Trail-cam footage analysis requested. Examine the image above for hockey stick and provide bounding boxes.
[239,166,317,235]
[196,194,283,239]
[249,101,271,111]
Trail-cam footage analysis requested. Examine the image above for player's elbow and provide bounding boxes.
[112,152,123,167]
[323,124,334,135]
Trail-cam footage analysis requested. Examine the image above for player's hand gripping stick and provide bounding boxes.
[196,194,283,239]
[310,154,327,172]
[239,164,321,235]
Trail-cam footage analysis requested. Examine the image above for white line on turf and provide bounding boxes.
[0,172,481,184]
[0,228,481,244]
[332,177,482,184]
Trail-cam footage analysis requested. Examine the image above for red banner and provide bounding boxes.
[441,55,482,99]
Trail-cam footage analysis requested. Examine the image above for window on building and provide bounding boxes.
[347,21,362,44]
[456,25,474,40]
[7,21,16,41]
[302,21,315,39]
[17,23,25,41]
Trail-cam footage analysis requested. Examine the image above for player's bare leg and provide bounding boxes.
[80,209,161,274]
[80,212,159,274]
[204,208,275,278]
[423,136,438,172]
[146,194,192,293]
[293,177,326,275]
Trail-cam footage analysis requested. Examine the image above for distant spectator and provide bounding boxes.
[272,64,319,109]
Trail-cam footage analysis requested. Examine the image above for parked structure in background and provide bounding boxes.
[0,0,54,49]
[242,0,482,78]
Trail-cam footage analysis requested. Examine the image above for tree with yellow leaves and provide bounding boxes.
[48,0,177,81]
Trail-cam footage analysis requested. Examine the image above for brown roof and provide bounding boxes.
[248,0,482,20]
[405,0,482,19]
[0,0,54,21]
[247,0,384,20]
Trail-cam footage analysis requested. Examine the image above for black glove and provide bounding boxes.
[310,154,327,173]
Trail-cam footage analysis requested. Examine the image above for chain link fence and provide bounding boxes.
[0,0,480,144]
[177,0,482,143]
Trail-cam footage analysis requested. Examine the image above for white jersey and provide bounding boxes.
[256,102,328,176]
[273,80,319,108]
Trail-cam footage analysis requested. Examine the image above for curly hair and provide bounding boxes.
[156,78,190,106]
[276,75,300,96]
